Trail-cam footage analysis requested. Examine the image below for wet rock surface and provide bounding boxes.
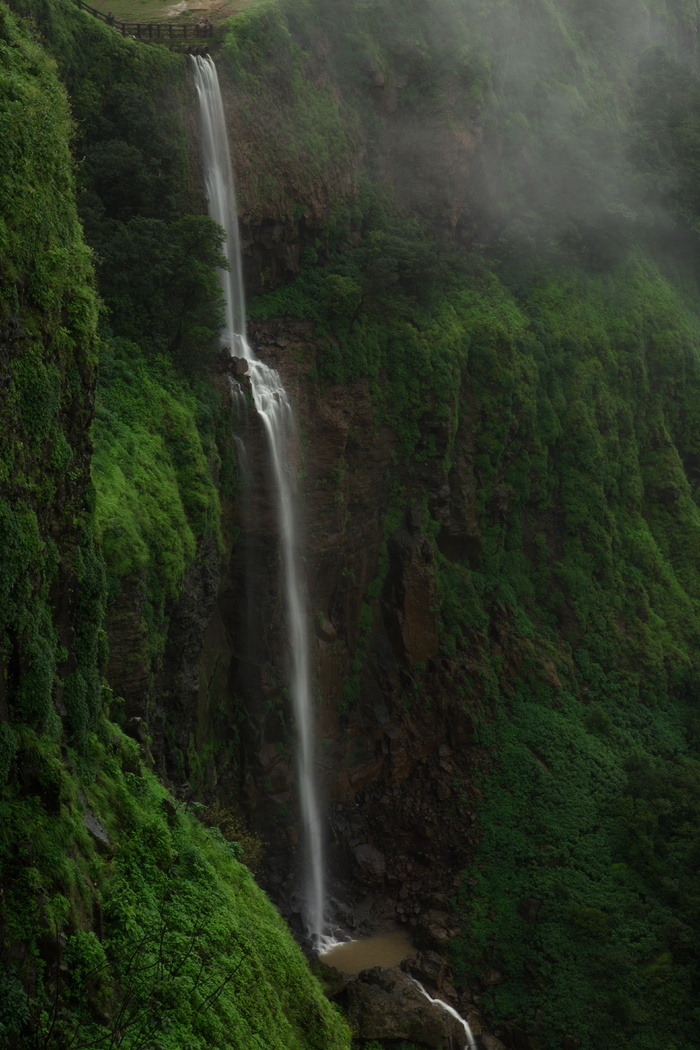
[336,966,466,1047]
[120,317,496,1032]
[177,319,486,947]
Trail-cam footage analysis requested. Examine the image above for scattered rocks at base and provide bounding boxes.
[414,908,459,951]
[337,966,465,1047]
[410,949,449,989]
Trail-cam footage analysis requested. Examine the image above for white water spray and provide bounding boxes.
[192,54,326,949]
[410,978,479,1050]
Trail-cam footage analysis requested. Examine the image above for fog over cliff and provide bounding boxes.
[4,0,700,1048]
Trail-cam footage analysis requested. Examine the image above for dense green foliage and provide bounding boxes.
[93,340,223,656]
[9,0,700,1043]
[0,0,102,756]
[441,257,700,1050]
[0,5,350,1049]
[0,724,349,1048]
[235,0,700,1046]
[8,0,234,669]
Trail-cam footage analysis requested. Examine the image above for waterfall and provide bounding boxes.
[410,978,479,1050]
[192,54,326,949]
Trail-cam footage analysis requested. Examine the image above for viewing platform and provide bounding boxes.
[72,0,215,40]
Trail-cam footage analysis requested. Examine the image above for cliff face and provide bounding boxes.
[182,31,486,933]
[9,0,700,1045]
[164,2,700,1047]
[0,5,354,1047]
[220,321,479,940]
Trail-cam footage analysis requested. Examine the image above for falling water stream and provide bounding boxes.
[192,61,480,1046]
[192,54,325,949]
[410,978,479,1050]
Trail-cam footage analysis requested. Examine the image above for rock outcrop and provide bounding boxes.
[337,966,465,1046]
[168,318,482,947]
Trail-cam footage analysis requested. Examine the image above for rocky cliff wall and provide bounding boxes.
[121,4,700,1046]
[174,319,480,951]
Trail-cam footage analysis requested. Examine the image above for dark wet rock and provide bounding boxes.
[161,796,178,826]
[156,316,481,964]
[150,530,221,781]
[316,614,337,643]
[222,355,249,375]
[353,843,387,881]
[482,1036,508,1050]
[105,575,150,719]
[501,1026,538,1050]
[408,950,449,988]
[414,909,458,951]
[124,716,148,744]
[313,959,353,998]
[338,966,465,1046]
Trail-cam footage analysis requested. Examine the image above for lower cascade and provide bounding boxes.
[410,979,479,1050]
[191,53,326,949]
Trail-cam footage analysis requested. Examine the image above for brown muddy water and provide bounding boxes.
[319,929,415,974]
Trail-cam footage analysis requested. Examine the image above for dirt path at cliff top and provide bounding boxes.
[87,0,252,25]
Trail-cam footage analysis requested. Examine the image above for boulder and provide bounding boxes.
[340,966,465,1046]
[353,843,387,881]
[409,949,448,987]
[80,792,111,855]
[415,909,459,951]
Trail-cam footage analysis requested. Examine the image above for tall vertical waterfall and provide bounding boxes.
[192,55,326,949]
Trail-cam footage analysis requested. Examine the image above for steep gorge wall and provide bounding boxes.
[196,325,479,942]
[0,5,354,1046]
[163,2,700,1046]
[12,0,699,1044]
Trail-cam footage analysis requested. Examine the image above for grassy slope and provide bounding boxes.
[9,0,234,679]
[0,4,350,1047]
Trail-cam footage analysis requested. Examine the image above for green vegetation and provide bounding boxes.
[234,0,700,1046]
[0,4,348,1047]
[0,0,102,751]
[437,255,700,1050]
[92,340,223,658]
[0,724,349,1048]
[8,0,235,673]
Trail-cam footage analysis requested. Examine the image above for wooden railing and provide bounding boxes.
[73,0,214,40]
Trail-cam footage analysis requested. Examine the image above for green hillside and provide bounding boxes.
[4,0,700,1047]
[0,4,349,1047]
